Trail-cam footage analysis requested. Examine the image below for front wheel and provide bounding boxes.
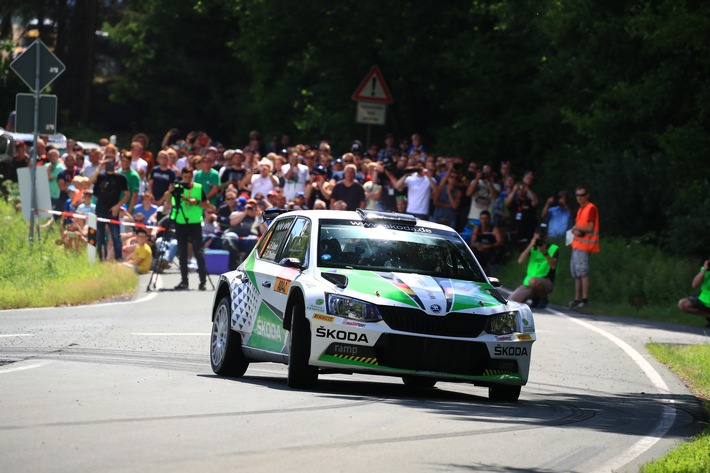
[210,297,249,377]
[287,302,318,389]
[488,384,521,402]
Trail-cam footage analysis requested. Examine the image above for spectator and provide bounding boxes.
[118,153,141,213]
[505,182,537,248]
[45,149,66,211]
[522,171,540,207]
[470,210,504,274]
[6,141,29,182]
[330,164,365,211]
[568,185,600,310]
[395,195,408,213]
[221,198,261,270]
[128,141,149,175]
[133,192,158,222]
[149,150,177,206]
[377,133,399,163]
[56,153,80,209]
[395,162,437,220]
[407,133,425,156]
[363,163,382,210]
[313,199,327,210]
[82,148,102,179]
[219,149,252,196]
[163,167,209,291]
[124,227,152,275]
[541,191,573,239]
[678,258,710,327]
[465,164,500,226]
[90,155,129,261]
[131,133,154,172]
[306,165,333,209]
[282,151,310,200]
[508,224,559,308]
[251,157,279,198]
[76,189,95,215]
[194,152,221,206]
[432,166,462,228]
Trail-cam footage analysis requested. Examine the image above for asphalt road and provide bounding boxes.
[0,269,707,473]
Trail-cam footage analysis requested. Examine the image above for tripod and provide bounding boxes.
[146,192,215,291]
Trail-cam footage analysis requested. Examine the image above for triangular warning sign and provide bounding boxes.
[352,66,394,104]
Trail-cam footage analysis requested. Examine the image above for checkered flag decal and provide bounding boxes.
[231,275,259,332]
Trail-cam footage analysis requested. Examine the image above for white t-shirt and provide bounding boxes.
[131,157,148,175]
[281,163,310,200]
[251,173,276,197]
[467,180,501,220]
[404,174,433,215]
[175,157,188,171]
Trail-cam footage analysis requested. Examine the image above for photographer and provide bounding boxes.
[163,167,209,291]
[678,258,710,328]
[508,224,559,309]
[394,162,437,220]
[90,152,130,261]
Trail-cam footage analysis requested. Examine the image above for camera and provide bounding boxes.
[534,238,544,248]
[173,182,185,199]
[481,172,489,180]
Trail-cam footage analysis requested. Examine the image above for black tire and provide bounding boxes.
[402,376,437,389]
[287,302,318,389]
[210,297,249,377]
[488,384,521,402]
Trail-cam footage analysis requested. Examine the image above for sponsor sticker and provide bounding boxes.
[313,313,334,323]
[316,326,369,343]
[493,345,529,357]
[517,334,532,341]
[275,277,291,294]
[315,298,324,305]
[342,320,367,328]
[496,335,513,341]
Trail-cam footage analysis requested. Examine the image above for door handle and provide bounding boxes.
[262,281,271,288]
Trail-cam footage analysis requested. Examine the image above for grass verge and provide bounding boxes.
[0,198,137,310]
[642,344,710,473]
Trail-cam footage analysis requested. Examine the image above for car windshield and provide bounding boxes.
[317,219,487,282]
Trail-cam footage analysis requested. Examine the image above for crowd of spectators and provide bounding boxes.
[4,128,575,274]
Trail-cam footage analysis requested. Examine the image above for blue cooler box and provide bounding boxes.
[204,249,230,274]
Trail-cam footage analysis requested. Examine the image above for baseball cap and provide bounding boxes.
[267,190,279,197]
[207,146,218,153]
[310,164,327,175]
[236,196,247,210]
[67,185,77,192]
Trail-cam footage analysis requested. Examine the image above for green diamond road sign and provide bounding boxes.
[15,94,58,134]
[10,39,65,92]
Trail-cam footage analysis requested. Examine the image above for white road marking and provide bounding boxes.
[131,333,209,336]
[0,361,49,374]
[0,334,35,337]
[547,308,676,472]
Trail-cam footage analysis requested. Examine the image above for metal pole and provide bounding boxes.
[29,40,42,244]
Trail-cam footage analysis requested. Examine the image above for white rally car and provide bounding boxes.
[210,209,535,402]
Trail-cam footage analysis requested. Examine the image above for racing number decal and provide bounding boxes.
[275,277,291,294]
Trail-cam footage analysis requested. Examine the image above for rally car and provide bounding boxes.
[209,209,535,402]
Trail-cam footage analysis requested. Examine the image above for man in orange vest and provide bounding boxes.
[569,185,599,310]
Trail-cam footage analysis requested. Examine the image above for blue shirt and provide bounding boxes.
[546,206,573,238]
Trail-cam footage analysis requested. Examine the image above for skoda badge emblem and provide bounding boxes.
[430,304,442,313]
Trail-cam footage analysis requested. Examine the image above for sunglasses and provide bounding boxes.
[576,193,588,197]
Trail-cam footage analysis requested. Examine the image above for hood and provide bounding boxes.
[320,269,506,316]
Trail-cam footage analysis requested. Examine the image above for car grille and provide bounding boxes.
[374,334,494,376]
[378,306,488,338]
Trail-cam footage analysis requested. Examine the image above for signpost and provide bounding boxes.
[10,39,65,243]
[352,66,393,147]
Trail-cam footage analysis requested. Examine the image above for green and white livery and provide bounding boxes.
[210,209,536,402]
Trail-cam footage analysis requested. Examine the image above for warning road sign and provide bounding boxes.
[352,66,393,104]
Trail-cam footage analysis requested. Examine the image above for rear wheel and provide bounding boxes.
[287,302,318,389]
[210,297,249,377]
[488,384,521,402]
[402,376,437,389]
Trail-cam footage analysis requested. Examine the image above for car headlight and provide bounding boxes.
[485,311,518,335]
[326,294,382,322]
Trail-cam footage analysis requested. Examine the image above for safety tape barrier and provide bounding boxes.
[40,209,165,231]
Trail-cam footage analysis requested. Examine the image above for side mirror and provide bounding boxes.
[488,277,502,288]
[279,257,304,269]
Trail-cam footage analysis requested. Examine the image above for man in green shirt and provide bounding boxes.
[193,150,221,207]
[678,258,710,327]
[509,224,559,309]
[119,154,141,213]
